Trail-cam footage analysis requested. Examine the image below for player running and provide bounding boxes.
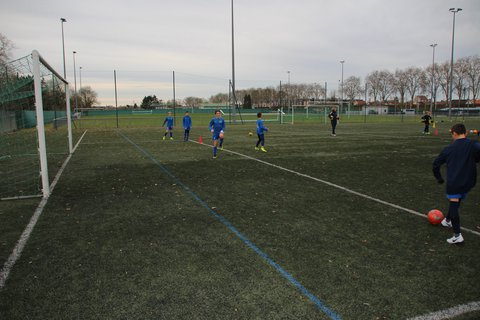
[209,110,225,159]
[162,111,174,140]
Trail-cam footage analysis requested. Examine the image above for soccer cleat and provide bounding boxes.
[441,218,452,228]
[170,137,174,140]
[446,234,464,244]
[162,136,166,140]
[255,147,259,151]
[219,146,224,150]
[261,147,267,152]
[213,155,217,159]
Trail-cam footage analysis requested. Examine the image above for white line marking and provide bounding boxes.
[191,140,480,237]
[0,130,87,290]
[406,301,480,320]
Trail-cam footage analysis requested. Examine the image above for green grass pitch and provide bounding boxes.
[1,116,480,319]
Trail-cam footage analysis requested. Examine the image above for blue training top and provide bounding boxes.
[433,138,480,194]
[183,115,192,129]
[209,117,225,133]
[256,118,268,135]
[162,116,174,128]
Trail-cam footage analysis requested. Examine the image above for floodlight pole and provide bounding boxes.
[73,51,78,113]
[340,60,345,114]
[231,0,236,124]
[429,44,437,114]
[448,8,462,119]
[173,70,176,125]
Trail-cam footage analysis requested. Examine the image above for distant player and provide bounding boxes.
[209,110,225,159]
[255,112,269,152]
[182,111,192,142]
[432,123,480,244]
[421,111,432,134]
[162,111,174,140]
[329,107,339,136]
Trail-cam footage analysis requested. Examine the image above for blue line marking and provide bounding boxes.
[120,132,342,320]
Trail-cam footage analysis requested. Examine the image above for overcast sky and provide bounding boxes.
[2,0,479,105]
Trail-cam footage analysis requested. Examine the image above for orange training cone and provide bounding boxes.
[199,135,203,144]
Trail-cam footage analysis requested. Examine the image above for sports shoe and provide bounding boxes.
[213,155,217,159]
[261,147,267,152]
[446,234,464,244]
[162,136,166,140]
[255,147,259,151]
[170,137,174,140]
[441,218,452,228]
[219,146,223,150]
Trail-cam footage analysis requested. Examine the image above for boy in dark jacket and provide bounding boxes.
[432,123,480,244]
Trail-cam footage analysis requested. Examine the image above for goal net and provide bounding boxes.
[0,50,73,200]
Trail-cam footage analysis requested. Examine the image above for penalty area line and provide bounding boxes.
[407,301,480,320]
[0,130,88,290]
[190,140,480,238]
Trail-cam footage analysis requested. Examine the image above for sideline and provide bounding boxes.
[0,130,88,290]
[120,131,342,320]
[191,140,480,237]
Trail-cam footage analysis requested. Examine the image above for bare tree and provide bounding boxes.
[378,70,395,102]
[77,86,98,108]
[423,63,442,111]
[404,67,425,108]
[462,55,480,102]
[366,71,381,104]
[437,61,452,103]
[343,76,363,104]
[393,69,408,106]
[0,33,14,65]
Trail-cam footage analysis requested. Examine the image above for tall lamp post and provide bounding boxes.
[430,44,437,114]
[60,18,67,79]
[448,8,462,119]
[73,51,78,113]
[79,66,82,109]
[340,60,345,114]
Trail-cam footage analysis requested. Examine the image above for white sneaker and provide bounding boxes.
[441,218,452,228]
[446,234,464,244]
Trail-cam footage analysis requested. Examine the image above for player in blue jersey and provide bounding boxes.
[209,110,225,158]
[433,123,480,244]
[182,111,192,142]
[255,112,269,152]
[162,111,174,140]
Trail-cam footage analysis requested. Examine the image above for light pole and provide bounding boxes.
[73,51,78,113]
[79,66,82,108]
[340,60,345,114]
[448,8,462,119]
[60,18,67,79]
[430,44,437,114]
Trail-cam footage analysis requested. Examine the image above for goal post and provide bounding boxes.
[32,50,72,198]
[0,51,73,200]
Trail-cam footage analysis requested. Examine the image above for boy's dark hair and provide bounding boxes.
[451,123,466,135]
[215,110,220,114]
[185,111,189,114]
[257,112,262,118]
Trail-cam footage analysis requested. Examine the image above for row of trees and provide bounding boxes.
[225,55,480,109]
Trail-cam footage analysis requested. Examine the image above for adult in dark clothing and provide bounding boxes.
[432,123,480,244]
[328,107,339,136]
[421,111,432,134]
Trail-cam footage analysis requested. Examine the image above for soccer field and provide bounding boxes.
[1,119,480,319]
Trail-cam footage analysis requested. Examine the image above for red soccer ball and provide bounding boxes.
[427,209,444,225]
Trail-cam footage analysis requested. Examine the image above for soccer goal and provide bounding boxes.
[0,50,73,200]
